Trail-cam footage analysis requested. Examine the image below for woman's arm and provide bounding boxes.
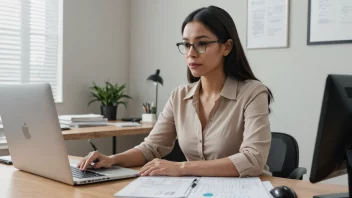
[138,157,239,177]
[133,88,179,161]
[111,148,147,167]
[78,148,147,170]
[139,84,270,177]
[181,158,239,176]
[227,86,271,177]
[78,88,179,171]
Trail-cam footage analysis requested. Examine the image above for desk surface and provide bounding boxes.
[0,156,348,198]
[62,122,154,140]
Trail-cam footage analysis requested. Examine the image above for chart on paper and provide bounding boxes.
[114,176,197,198]
[187,177,270,198]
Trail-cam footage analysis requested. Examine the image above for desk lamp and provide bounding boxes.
[147,69,163,114]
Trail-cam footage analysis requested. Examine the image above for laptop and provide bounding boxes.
[0,83,139,185]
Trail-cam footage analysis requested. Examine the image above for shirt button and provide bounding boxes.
[199,140,202,143]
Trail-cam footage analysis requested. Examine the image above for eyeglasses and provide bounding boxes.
[176,40,223,55]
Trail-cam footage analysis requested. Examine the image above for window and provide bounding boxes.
[0,117,4,148]
[0,117,5,149]
[0,0,63,101]
[0,0,62,147]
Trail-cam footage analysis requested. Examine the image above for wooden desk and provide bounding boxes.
[0,156,348,198]
[62,122,154,154]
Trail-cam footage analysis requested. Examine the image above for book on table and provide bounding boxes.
[58,114,107,128]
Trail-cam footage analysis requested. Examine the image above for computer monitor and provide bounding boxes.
[310,74,352,198]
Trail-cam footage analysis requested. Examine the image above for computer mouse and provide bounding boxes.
[270,185,297,198]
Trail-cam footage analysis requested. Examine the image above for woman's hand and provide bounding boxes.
[77,151,114,170]
[139,158,185,176]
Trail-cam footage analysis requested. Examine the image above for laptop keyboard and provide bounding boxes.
[70,166,105,179]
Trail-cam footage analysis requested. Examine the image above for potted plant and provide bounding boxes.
[88,81,132,120]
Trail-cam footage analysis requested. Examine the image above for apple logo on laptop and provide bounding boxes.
[22,122,31,139]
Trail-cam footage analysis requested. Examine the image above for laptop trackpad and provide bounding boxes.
[93,166,139,177]
[69,159,138,177]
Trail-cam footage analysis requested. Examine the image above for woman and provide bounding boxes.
[78,5,273,177]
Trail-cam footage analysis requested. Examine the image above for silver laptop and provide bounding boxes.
[0,83,139,185]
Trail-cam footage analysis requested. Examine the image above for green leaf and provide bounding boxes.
[88,99,99,106]
[116,101,128,109]
[88,81,132,107]
[121,94,133,99]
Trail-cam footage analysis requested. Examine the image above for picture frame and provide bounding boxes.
[307,0,352,45]
[247,0,290,49]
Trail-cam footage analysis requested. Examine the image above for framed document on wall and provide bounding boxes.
[308,0,352,45]
[247,0,289,49]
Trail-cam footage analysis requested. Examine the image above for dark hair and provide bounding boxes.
[182,5,274,111]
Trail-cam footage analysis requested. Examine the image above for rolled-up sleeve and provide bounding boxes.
[228,84,271,177]
[134,88,178,162]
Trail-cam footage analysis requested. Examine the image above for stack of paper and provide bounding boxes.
[58,114,107,128]
[0,116,3,129]
[114,176,271,198]
[187,177,270,198]
[263,181,275,198]
[115,176,197,198]
[108,122,141,127]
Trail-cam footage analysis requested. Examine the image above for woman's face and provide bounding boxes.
[182,21,230,78]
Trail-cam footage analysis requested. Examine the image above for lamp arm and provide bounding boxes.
[156,83,158,114]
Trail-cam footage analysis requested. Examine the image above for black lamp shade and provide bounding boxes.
[147,69,163,85]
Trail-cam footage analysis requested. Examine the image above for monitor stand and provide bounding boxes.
[313,150,352,198]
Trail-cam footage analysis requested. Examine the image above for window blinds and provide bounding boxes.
[0,0,62,146]
[0,0,62,101]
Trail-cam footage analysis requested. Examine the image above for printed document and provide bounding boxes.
[114,176,270,198]
[114,176,197,198]
[188,177,269,198]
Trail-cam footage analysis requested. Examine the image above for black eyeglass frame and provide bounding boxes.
[176,39,225,54]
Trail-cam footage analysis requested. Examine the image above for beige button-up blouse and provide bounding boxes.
[135,77,271,177]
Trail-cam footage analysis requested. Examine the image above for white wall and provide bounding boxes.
[56,0,146,156]
[129,0,352,185]
[2,0,350,186]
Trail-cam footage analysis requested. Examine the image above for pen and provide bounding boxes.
[88,139,99,163]
[185,178,199,197]
[142,103,147,113]
[191,178,198,188]
[146,103,150,113]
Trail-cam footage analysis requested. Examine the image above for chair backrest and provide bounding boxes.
[163,133,301,179]
[267,132,300,178]
[162,139,186,162]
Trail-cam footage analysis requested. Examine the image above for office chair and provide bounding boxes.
[162,139,186,162]
[267,132,307,180]
[163,133,307,180]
